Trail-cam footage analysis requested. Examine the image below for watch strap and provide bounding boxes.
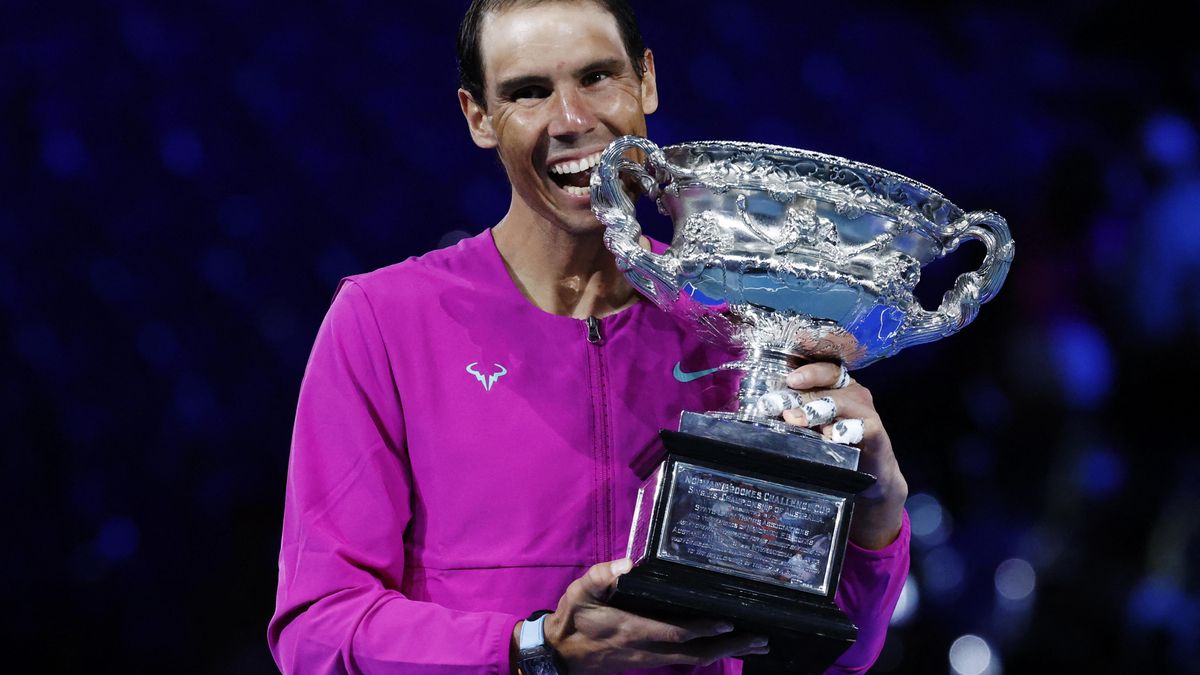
[518,612,549,650]
[516,610,564,675]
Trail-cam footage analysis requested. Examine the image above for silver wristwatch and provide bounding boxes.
[516,611,564,675]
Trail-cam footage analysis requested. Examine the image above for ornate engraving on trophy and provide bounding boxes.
[678,212,733,265]
[657,462,846,595]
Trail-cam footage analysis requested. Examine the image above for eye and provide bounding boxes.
[511,85,551,101]
[582,71,611,86]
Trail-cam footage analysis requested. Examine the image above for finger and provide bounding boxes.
[822,415,886,450]
[830,418,865,444]
[781,396,837,427]
[621,613,737,644]
[832,363,853,389]
[786,361,846,390]
[642,633,770,666]
[815,392,877,428]
[577,558,630,602]
[754,389,804,418]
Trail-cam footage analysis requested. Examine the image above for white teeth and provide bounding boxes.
[563,185,590,197]
[549,150,603,175]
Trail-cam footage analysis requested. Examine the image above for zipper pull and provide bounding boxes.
[586,316,604,345]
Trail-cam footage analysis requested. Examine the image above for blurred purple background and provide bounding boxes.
[3,0,1199,673]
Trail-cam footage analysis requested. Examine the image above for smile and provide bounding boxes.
[547,150,604,197]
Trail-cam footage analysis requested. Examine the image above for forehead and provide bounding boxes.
[479,2,628,82]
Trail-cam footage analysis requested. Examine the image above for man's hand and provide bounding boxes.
[520,559,769,674]
[781,362,908,550]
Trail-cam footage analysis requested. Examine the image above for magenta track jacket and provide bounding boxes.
[269,230,910,674]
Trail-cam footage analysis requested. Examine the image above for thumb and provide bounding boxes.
[579,558,632,602]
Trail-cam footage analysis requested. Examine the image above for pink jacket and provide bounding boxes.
[269,230,910,674]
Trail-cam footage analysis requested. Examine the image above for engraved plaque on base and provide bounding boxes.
[657,463,844,594]
[592,135,1014,673]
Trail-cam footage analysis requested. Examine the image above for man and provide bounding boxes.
[268,1,909,673]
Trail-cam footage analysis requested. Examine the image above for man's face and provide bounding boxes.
[461,1,657,234]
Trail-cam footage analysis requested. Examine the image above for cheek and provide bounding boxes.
[490,109,517,142]
[492,113,553,182]
[591,89,649,129]
[491,112,534,157]
[594,89,642,116]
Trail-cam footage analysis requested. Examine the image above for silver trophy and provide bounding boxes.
[591,135,1013,671]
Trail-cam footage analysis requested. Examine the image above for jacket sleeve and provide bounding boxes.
[268,279,522,674]
[828,509,911,674]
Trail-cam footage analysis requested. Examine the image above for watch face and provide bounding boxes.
[518,650,561,675]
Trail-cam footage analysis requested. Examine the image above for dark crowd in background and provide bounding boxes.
[3,1,1199,673]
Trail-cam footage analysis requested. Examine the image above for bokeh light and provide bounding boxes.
[994,558,1036,602]
[921,545,966,601]
[890,575,920,627]
[949,634,1001,675]
[907,492,951,548]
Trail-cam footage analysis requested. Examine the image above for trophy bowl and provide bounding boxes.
[591,135,1014,672]
[594,136,1014,432]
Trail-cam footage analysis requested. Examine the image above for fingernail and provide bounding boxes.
[610,558,632,576]
[714,622,735,633]
[786,371,806,388]
[751,637,769,647]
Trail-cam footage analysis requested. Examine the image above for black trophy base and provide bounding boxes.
[612,427,876,674]
[610,563,856,673]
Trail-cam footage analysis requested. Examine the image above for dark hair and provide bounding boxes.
[457,0,646,111]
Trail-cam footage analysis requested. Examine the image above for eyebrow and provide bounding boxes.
[494,58,628,96]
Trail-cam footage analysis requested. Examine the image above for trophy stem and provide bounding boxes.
[732,346,803,419]
[689,346,861,471]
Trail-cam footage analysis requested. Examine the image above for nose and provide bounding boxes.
[548,86,597,141]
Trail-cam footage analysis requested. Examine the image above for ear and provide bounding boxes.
[639,49,658,116]
[459,88,497,149]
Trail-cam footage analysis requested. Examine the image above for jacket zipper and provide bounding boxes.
[586,316,604,345]
[584,316,613,562]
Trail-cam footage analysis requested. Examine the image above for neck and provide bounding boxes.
[492,198,639,319]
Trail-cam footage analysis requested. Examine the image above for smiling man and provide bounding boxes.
[458,0,658,316]
[268,2,910,674]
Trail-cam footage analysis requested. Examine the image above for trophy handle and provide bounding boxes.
[895,210,1015,350]
[592,135,681,306]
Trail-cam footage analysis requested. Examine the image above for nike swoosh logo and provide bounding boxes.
[673,362,722,383]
